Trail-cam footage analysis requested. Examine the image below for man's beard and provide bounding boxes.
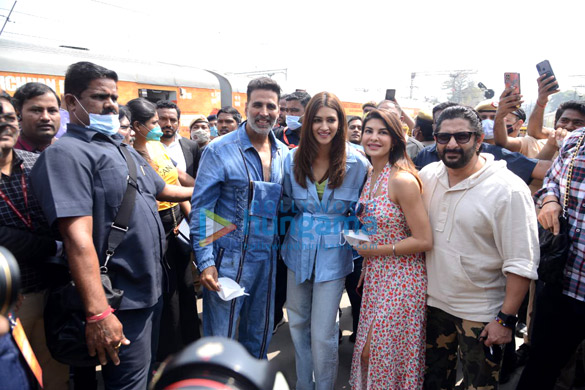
[438,141,478,169]
[161,127,176,139]
[247,114,276,136]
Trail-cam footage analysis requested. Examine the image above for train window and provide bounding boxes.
[139,89,177,104]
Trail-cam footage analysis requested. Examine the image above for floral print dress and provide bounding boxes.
[350,163,427,390]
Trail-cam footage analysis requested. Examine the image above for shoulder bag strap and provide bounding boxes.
[102,144,138,272]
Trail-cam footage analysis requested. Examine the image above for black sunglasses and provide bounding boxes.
[434,131,476,145]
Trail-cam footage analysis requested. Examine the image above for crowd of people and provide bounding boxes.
[0,59,584,390]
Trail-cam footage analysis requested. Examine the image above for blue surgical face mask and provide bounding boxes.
[209,125,218,137]
[73,96,120,136]
[481,119,494,140]
[286,115,302,131]
[144,124,163,141]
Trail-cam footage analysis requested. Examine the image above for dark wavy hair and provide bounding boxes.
[362,109,422,190]
[294,92,347,189]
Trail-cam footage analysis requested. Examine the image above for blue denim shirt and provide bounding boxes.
[190,123,289,272]
[282,145,369,284]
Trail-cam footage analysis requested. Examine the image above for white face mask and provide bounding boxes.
[481,119,494,140]
[286,115,302,130]
[73,96,120,136]
[191,129,210,144]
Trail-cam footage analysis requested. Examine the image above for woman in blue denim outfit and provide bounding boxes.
[282,92,369,390]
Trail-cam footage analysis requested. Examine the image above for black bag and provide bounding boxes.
[536,131,585,285]
[44,144,137,366]
[537,216,570,285]
[44,274,124,366]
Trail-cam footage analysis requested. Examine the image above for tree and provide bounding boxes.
[547,90,583,114]
[442,71,484,106]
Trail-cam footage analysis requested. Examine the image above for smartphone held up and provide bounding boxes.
[504,72,521,96]
[536,60,560,92]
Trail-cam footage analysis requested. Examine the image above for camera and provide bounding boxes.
[0,246,21,317]
[150,337,290,390]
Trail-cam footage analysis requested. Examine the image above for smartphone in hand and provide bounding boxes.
[504,72,521,96]
[385,89,396,101]
[536,60,559,92]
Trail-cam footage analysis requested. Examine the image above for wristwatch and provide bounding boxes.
[495,311,518,329]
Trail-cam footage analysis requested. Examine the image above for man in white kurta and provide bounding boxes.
[419,105,539,390]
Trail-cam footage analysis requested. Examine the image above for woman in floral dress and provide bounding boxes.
[349,109,432,389]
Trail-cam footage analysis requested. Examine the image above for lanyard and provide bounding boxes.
[0,164,33,230]
[9,315,44,387]
[282,131,297,149]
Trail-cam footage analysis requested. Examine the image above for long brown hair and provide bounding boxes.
[362,109,422,191]
[293,92,347,189]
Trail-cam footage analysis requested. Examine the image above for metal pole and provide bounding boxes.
[0,1,17,37]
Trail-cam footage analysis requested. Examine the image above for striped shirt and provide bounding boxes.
[537,127,585,301]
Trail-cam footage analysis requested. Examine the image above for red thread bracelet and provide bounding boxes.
[536,100,546,109]
[86,306,115,323]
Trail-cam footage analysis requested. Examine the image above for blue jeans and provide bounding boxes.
[286,270,345,390]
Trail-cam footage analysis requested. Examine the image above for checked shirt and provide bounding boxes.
[538,127,585,301]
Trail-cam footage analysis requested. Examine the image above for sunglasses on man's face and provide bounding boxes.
[434,131,476,145]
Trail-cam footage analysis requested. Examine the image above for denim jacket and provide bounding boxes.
[282,145,369,284]
[190,123,289,272]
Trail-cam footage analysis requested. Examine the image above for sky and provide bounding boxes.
[1,0,584,108]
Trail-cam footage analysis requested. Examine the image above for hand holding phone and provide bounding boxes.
[536,60,560,92]
[504,73,521,96]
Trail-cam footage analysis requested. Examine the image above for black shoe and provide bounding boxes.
[515,343,531,367]
[349,332,356,343]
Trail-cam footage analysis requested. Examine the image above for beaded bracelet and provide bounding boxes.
[86,306,115,323]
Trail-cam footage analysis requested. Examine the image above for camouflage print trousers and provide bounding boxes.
[423,306,503,390]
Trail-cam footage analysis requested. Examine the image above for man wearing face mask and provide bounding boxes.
[273,91,311,149]
[493,90,545,159]
[207,114,218,138]
[475,100,498,144]
[30,62,193,390]
[156,100,201,182]
[190,115,211,148]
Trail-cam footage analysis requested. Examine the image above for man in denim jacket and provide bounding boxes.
[190,77,289,358]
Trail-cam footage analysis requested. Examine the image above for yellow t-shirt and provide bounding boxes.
[146,141,179,211]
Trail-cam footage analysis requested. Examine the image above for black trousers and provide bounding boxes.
[344,257,363,334]
[156,206,201,361]
[517,283,585,389]
[274,256,288,325]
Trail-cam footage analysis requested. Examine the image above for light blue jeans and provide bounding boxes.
[286,269,345,390]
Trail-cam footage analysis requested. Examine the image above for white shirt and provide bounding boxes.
[419,154,539,322]
[162,133,187,173]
